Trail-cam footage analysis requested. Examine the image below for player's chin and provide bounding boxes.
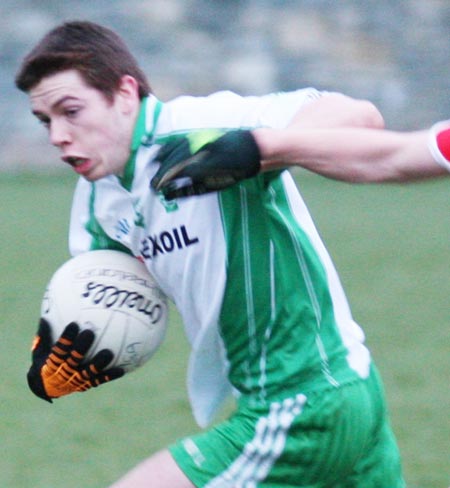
[80,173,100,182]
[79,165,112,182]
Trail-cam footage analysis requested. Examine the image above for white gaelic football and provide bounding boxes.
[41,250,168,373]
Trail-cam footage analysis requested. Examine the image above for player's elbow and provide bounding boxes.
[322,93,385,130]
[355,100,385,130]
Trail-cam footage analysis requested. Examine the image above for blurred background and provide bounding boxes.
[0,1,449,488]
[1,0,449,170]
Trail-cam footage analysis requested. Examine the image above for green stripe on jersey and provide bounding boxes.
[120,99,163,191]
[218,174,350,404]
[85,183,131,254]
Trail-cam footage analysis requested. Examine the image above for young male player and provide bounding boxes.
[16,20,447,488]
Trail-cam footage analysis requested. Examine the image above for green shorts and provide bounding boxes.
[169,366,405,487]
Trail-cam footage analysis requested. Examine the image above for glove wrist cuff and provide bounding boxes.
[27,367,53,403]
[227,130,261,177]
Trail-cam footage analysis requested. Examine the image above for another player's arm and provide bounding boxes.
[253,125,449,182]
[253,94,448,181]
[27,319,124,402]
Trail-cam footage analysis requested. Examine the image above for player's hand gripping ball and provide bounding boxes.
[27,319,125,402]
[27,250,168,402]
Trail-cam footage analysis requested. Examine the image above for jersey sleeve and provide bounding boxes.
[242,88,323,129]
[161,88,324,133]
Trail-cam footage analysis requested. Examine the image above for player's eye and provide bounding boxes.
[64,107,81,118]
[38,116,51,128]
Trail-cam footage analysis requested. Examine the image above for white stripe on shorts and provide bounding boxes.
[204,393,307,488]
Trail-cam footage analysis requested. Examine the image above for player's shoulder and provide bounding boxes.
[164,90,244,111]
[156,87,324,133]
[157,91,249,131]
[163,88,320,111]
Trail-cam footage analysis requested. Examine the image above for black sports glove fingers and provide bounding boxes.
[67,349,124,392]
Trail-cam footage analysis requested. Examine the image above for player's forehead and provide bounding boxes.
[29,69,95,113]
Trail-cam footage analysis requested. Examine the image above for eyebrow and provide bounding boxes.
[32,95,79,117]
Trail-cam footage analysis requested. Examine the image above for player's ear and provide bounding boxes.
[116,75,140,114]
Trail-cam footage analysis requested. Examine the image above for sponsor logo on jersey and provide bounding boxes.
[140,225,199,260]
[113,201,145,240]
[115,218,131,240]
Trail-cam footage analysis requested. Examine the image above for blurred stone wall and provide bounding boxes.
[1,0,449,171]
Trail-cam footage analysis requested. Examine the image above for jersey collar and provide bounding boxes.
[119,96,162,190]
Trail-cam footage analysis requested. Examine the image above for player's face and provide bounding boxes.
[29,70,136,181]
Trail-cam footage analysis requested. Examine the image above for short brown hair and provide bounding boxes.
[15,20,151,100]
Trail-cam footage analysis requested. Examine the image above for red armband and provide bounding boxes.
[436,127,450,160]
[428,120,450,172]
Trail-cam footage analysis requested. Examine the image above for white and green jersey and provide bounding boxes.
[69,90,371,427]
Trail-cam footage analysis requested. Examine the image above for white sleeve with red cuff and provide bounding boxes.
[428,120,450,172]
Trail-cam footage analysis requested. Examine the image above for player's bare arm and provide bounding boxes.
[251,95,449,181]
[254,125,449,182]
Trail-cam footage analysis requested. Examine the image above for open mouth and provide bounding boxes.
[64,156,87,167]
[63,156,92,175]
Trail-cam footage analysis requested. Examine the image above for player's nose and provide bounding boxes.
[49,121,72,148]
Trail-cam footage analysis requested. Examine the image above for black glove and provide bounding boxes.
[27,318,124,402]
[151,129,261,200]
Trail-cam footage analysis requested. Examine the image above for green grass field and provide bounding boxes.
[1,172,448,487]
